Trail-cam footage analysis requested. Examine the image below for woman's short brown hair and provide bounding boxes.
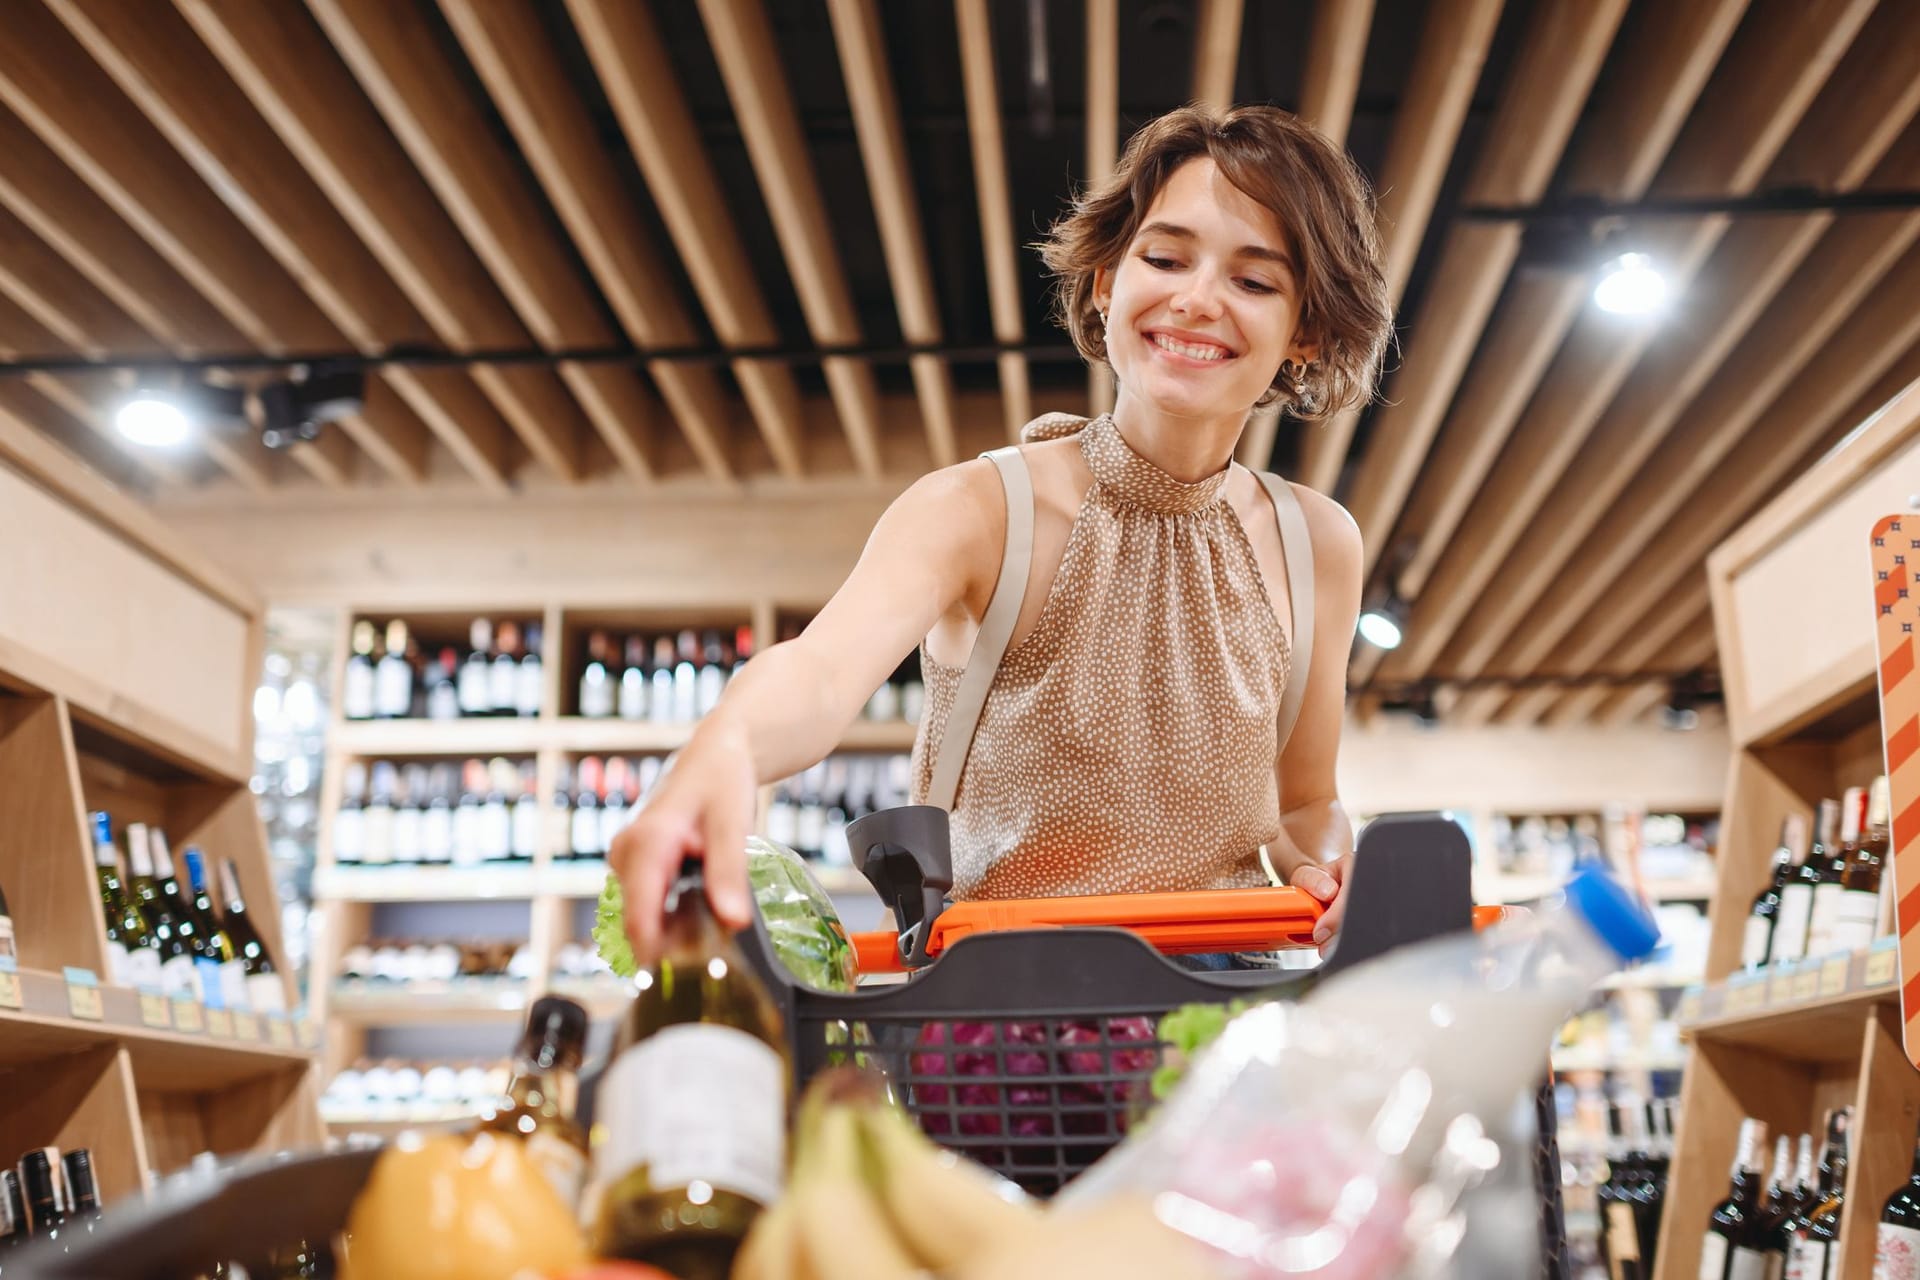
[1038,104,1391,419]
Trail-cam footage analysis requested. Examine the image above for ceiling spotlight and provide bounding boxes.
[258,366,366,450]
[1357,598,1405,651]
[115,393,191,448]
[1594,251,1667,316]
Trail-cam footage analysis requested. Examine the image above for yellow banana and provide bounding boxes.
[789,1105,922,1280]
[731,1196,799,1280]
[860,1104,1041,1273]
[953,1195,1219,1280]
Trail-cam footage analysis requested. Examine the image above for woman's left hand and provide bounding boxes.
[1287,853,1353,957]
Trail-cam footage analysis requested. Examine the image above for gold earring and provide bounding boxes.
[1279,359,1307,396]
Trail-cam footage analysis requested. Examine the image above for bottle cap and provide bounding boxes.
[1563,865,1661,961]
[61,1150,97,1210]
[523,996,589,1068]
[92,811,112,845]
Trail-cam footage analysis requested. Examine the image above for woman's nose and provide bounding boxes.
[1170,269,1227,318]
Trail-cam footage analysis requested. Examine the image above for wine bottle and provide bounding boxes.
[1874,1118,1920,1279]
[491,621,521,716]
[217,858,285,1015]
[452,759,486,868]
[343,621,377,721]
[517,622,546,718]
[479,996,590,1210]
[1644,1098,1672,1275]
[154,829,219,1004]
[426,648,460,721]
[334,762,368,867]
[1703,1117,1770,1280]
[580,630,615,719]
[1744,815,1805,969]
[649,636,676,725]
[60,1150,100,1233]
[1599,1100,1641,1280]
[765,781,798,850]
[512,761,541,863]
[0,877,13,965]
[17,1149,68,1249]
[1833,776,1890,954]
[376,620,414,720]
[590,858,789,1276]
[1772,801,1836,964]
[1758,1133,1794,1269]
[696,630,727,717]
[1789,1133,1815,1223]
[1809,788,1866,958]
[572,756,604,860]
[1,1168,25,1254]
[551,761,575,863]
[460,619,494,717]
[601,756,633,857]
[185,848,249,1014]
[127,824,200,1003]
[391,765,426,866]
[481,758,514,864]
[619,636,648,721]
[1620,1099,1660,1275]
[92,813,160,989]
[1787,1109,1849,1280]
[422,764,456,866]
[363,762,398,867]
[672,630,700,723]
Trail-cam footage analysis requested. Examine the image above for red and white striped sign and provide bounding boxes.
[1871,513,1920,1067]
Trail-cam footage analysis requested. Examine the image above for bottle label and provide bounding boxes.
[1877,1223,1920,1279]
[1772,886,1813,963]
[343,662,376,720]
[1785,1237,1827,1280]
[1829,890,1881,955]
[1729,1246,1774,1280]
[513,800,541,860]
[161,952,202,1002]
[1808,884,1844,957]
[422,807,455,863]
[525,1132,588,1211]
[597,1024,784,1208]
[247,971,286,1015]
[572,808,601,858]
[104,941,133,987]
[221,960,252,1012]
[459,667,491,715]
[376,661,412,719]
[516,663,543,717]
[1742,916,1773,969]
[126,946,164,992]
[333,809,365,864]
[482,805,513,861]
[195,957,226,1009]
[1702,1233,1730,1280]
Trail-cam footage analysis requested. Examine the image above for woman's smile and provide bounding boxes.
[1143,327,1239,365]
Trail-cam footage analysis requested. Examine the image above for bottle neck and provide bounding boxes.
[506,1056,579,1120]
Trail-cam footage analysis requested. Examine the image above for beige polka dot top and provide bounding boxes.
[909,412,1295,900]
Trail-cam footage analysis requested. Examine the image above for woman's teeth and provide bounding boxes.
[1150,333,1231,361]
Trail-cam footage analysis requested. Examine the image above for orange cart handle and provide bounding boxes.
[848,887,1514,974]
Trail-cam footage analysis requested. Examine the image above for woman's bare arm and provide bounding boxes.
[610,460,1005,962]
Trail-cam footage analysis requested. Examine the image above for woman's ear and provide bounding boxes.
[1091,264,1113,314]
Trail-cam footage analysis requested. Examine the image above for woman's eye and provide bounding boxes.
[1238,278,1278,295]
[1141,254,1180,271]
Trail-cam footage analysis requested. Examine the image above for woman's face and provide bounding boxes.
[1096,157,1313,420]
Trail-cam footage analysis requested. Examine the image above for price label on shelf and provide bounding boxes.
[0,957,21,1011]
[267,1017,295,1049]
[1819,955,1850,998]
[232,1011,261,1043]
[1866,940,1899,988]
[171,999,204,1034]
[1766,966,1797,1008]
[1791,965,1821,1003]
[1727,976,1767,1017]
[64,968,102,1021]
[137,992,172,1029]
[205,1008,234,1039]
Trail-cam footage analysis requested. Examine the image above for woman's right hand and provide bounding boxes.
[607,717,761,966]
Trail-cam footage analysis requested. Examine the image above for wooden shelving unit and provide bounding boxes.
[1651,381,1920,1280]
[310,599,912,1078]
[0,441,320,1206]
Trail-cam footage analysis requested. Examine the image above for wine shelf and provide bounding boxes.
[1473,872,1719,906]
[311,859,874,903]
[328,978,634,1025]
[1677,942,1902,1064]
[329,715,921,759]
[320,1105,482,1135]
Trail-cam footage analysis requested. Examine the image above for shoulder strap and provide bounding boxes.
[925,447,1034,812]
[1254,472,1315,753]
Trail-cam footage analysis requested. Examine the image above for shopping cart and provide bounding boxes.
[13,811,1570,1280]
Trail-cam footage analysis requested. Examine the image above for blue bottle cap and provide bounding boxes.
[1564,865,1662,962]
[92,810,111,845]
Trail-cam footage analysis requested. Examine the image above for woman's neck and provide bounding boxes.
[1108,390,1247,483]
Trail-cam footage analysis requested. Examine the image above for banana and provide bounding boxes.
[732,1196,800,1280]
[860,1103,1041,1273]
[953,1195,1220,1280]
[788,1104,922,1280]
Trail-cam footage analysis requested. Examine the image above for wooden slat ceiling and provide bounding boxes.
[1,0,1917,728]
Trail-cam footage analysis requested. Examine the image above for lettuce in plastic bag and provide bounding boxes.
[592,836,859,992]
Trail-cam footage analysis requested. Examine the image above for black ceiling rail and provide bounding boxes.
[1461,187,1920,222]
[0,337,1090,379]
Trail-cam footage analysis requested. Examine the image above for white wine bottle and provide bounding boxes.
[590,858,788,1279]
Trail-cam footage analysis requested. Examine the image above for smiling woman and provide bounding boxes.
[611,104,1394,970]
